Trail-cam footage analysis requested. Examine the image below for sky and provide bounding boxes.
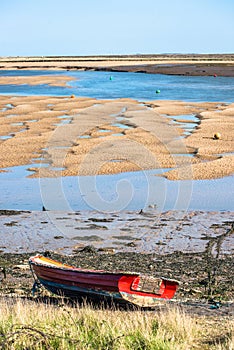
[1,0,234,56]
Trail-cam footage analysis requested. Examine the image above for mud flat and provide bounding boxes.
[0,209,233,255]
[0,54,234,76]
[0,96,233,180]
[0,209,233,311]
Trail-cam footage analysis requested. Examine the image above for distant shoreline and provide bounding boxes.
[0,54,234,76]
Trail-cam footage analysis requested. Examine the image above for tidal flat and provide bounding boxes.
[0,59,233,342]
[0,96,233,180]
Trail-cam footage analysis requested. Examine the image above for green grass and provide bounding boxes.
[0,298,233,349]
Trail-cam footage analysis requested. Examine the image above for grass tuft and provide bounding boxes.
[0,298,233,349]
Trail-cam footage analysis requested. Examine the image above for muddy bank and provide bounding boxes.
[0,249,233,313]
[0,209,233,300]
[97,63,234,77]
[0,209,233,314]
[0,54,234,76]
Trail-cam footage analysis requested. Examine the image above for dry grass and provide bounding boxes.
[0,298,233,349]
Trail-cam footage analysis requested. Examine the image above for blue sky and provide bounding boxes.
[1,0,233,56]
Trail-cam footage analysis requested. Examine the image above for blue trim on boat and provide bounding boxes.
[39,277,123,301]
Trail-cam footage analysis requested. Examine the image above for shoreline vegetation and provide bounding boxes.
[0,243,233,349]
[0,297,233,350]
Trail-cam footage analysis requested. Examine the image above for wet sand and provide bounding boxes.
[0,209,233,255]
[0,75,75,87]
[0,95,233,180]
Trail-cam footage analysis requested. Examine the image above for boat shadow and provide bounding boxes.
[1,293,166,312]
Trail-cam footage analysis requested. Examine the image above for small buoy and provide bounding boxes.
[109,76,113,81]
[156,90,160,94]
[70,94,75,98]
[213,132,221,140]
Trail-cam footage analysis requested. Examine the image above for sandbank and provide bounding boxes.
[0,75,75,87]
[0,95,233,180]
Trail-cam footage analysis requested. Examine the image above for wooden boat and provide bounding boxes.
[29,255,179,308]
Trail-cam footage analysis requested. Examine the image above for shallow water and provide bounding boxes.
[168,114,199,137]
[0,70,234,102]
[0,166,233,212]
[0,70,233,212]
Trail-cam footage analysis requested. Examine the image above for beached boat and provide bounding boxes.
[29,255,179,307]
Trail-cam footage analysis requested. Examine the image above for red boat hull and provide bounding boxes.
[29,255,179,307]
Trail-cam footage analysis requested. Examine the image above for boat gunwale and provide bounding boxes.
[29,255,180,285]
[28,255,180,305]
[29,255,141,276]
